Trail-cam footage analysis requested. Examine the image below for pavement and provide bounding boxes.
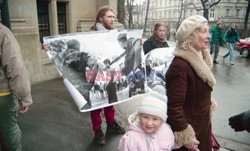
[17,40,250,151]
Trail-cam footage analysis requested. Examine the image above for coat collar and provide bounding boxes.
[173,47,216,89]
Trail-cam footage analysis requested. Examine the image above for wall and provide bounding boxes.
[5,0,119,84]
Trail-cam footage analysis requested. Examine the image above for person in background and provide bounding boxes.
[118,94,180,151]
[0,23,33,150]
[223,23,240,65]
[103,59,118,104]
[90,6,125,145]
[143,23,169,54]
[166,15,217,151]
[210,21,224,64]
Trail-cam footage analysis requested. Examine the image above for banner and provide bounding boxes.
[43,30,174,112]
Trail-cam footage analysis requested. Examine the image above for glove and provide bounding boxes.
[228,112,245,132]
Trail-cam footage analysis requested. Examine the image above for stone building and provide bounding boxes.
[0,0,122,84]
[142,0,250,38]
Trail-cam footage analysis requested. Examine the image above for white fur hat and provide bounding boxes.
[176,15,208,42]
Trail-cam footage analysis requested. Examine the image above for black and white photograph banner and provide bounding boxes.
[43,29,174,112]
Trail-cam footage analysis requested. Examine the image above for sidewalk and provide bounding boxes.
[17,42,250,150]
[17,77,246,151]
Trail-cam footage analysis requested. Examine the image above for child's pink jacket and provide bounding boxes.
[118,113,177,151]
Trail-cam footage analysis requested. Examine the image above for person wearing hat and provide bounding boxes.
[210,21,224,64]
[165,15,217,151]
[118,94,179,151]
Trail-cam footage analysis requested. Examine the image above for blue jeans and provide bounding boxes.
[223,43,235,62]
[0,94,22,151]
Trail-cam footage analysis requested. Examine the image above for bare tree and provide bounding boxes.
[143,0,150,33]
[117,0,126,25]
[244,0,250,30]
[176,0,185,31]
[191,0,221,20]
[127,0,135,29]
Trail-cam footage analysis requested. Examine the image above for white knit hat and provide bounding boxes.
[176,15,208,42]
[137,95,167,122]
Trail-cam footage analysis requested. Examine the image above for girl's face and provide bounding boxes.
[139,114,162,133]
[190,26,211,51]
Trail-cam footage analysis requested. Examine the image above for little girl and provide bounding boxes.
[118,95,179,151]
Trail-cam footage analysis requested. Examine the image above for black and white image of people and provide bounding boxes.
[144,47,174,94]
[44,30,146,112]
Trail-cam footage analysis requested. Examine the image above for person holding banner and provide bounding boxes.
[90,6,125,145]
[0,23,33,150]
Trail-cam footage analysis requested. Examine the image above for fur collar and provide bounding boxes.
[173,47,216,89]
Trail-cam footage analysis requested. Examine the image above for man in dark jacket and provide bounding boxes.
[210,21,224,64]
[143,23,169,54]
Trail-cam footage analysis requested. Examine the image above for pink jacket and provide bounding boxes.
[118,113,177,151]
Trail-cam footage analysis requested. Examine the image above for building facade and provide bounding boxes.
[143,0,249,38]
[0,0,121,84]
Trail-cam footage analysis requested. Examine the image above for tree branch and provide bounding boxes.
[209,0,222,9]
[190,3,203,11]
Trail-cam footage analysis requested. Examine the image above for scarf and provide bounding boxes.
[95,23,109,31]
[173,47,216,89]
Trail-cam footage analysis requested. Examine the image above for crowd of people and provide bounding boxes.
[1,2,249,151]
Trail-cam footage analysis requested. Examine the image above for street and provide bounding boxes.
[17,41,250,151]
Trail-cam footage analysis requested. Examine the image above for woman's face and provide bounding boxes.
[139,114,162,133]
[154,26,166,39]
[231,23,236,29]
[191,27,211,51]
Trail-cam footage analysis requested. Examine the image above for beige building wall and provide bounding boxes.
[5,0,121,84]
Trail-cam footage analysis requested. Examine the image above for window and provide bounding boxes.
[57,2,67,34]
[236,9,240,16]
[226,9,230,17]
[37,1,50,43]
[190,10,193,16]
[210,9,215,18]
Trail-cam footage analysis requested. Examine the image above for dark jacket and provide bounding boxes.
[166,47,216,151]
[224,28,240,44]
[143,35,169,54]
[210,25,224,45]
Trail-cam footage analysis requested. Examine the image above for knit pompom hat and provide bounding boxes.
[137,95,167,122]
[176,15,208,42]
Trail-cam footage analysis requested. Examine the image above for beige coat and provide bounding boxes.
[0,24,32,106]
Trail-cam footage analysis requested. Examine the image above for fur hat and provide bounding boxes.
[137,95,167,122]
[176,15,208,42]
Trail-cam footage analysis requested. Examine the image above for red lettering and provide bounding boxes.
[95,71,106,82]
[86,69,96,82]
